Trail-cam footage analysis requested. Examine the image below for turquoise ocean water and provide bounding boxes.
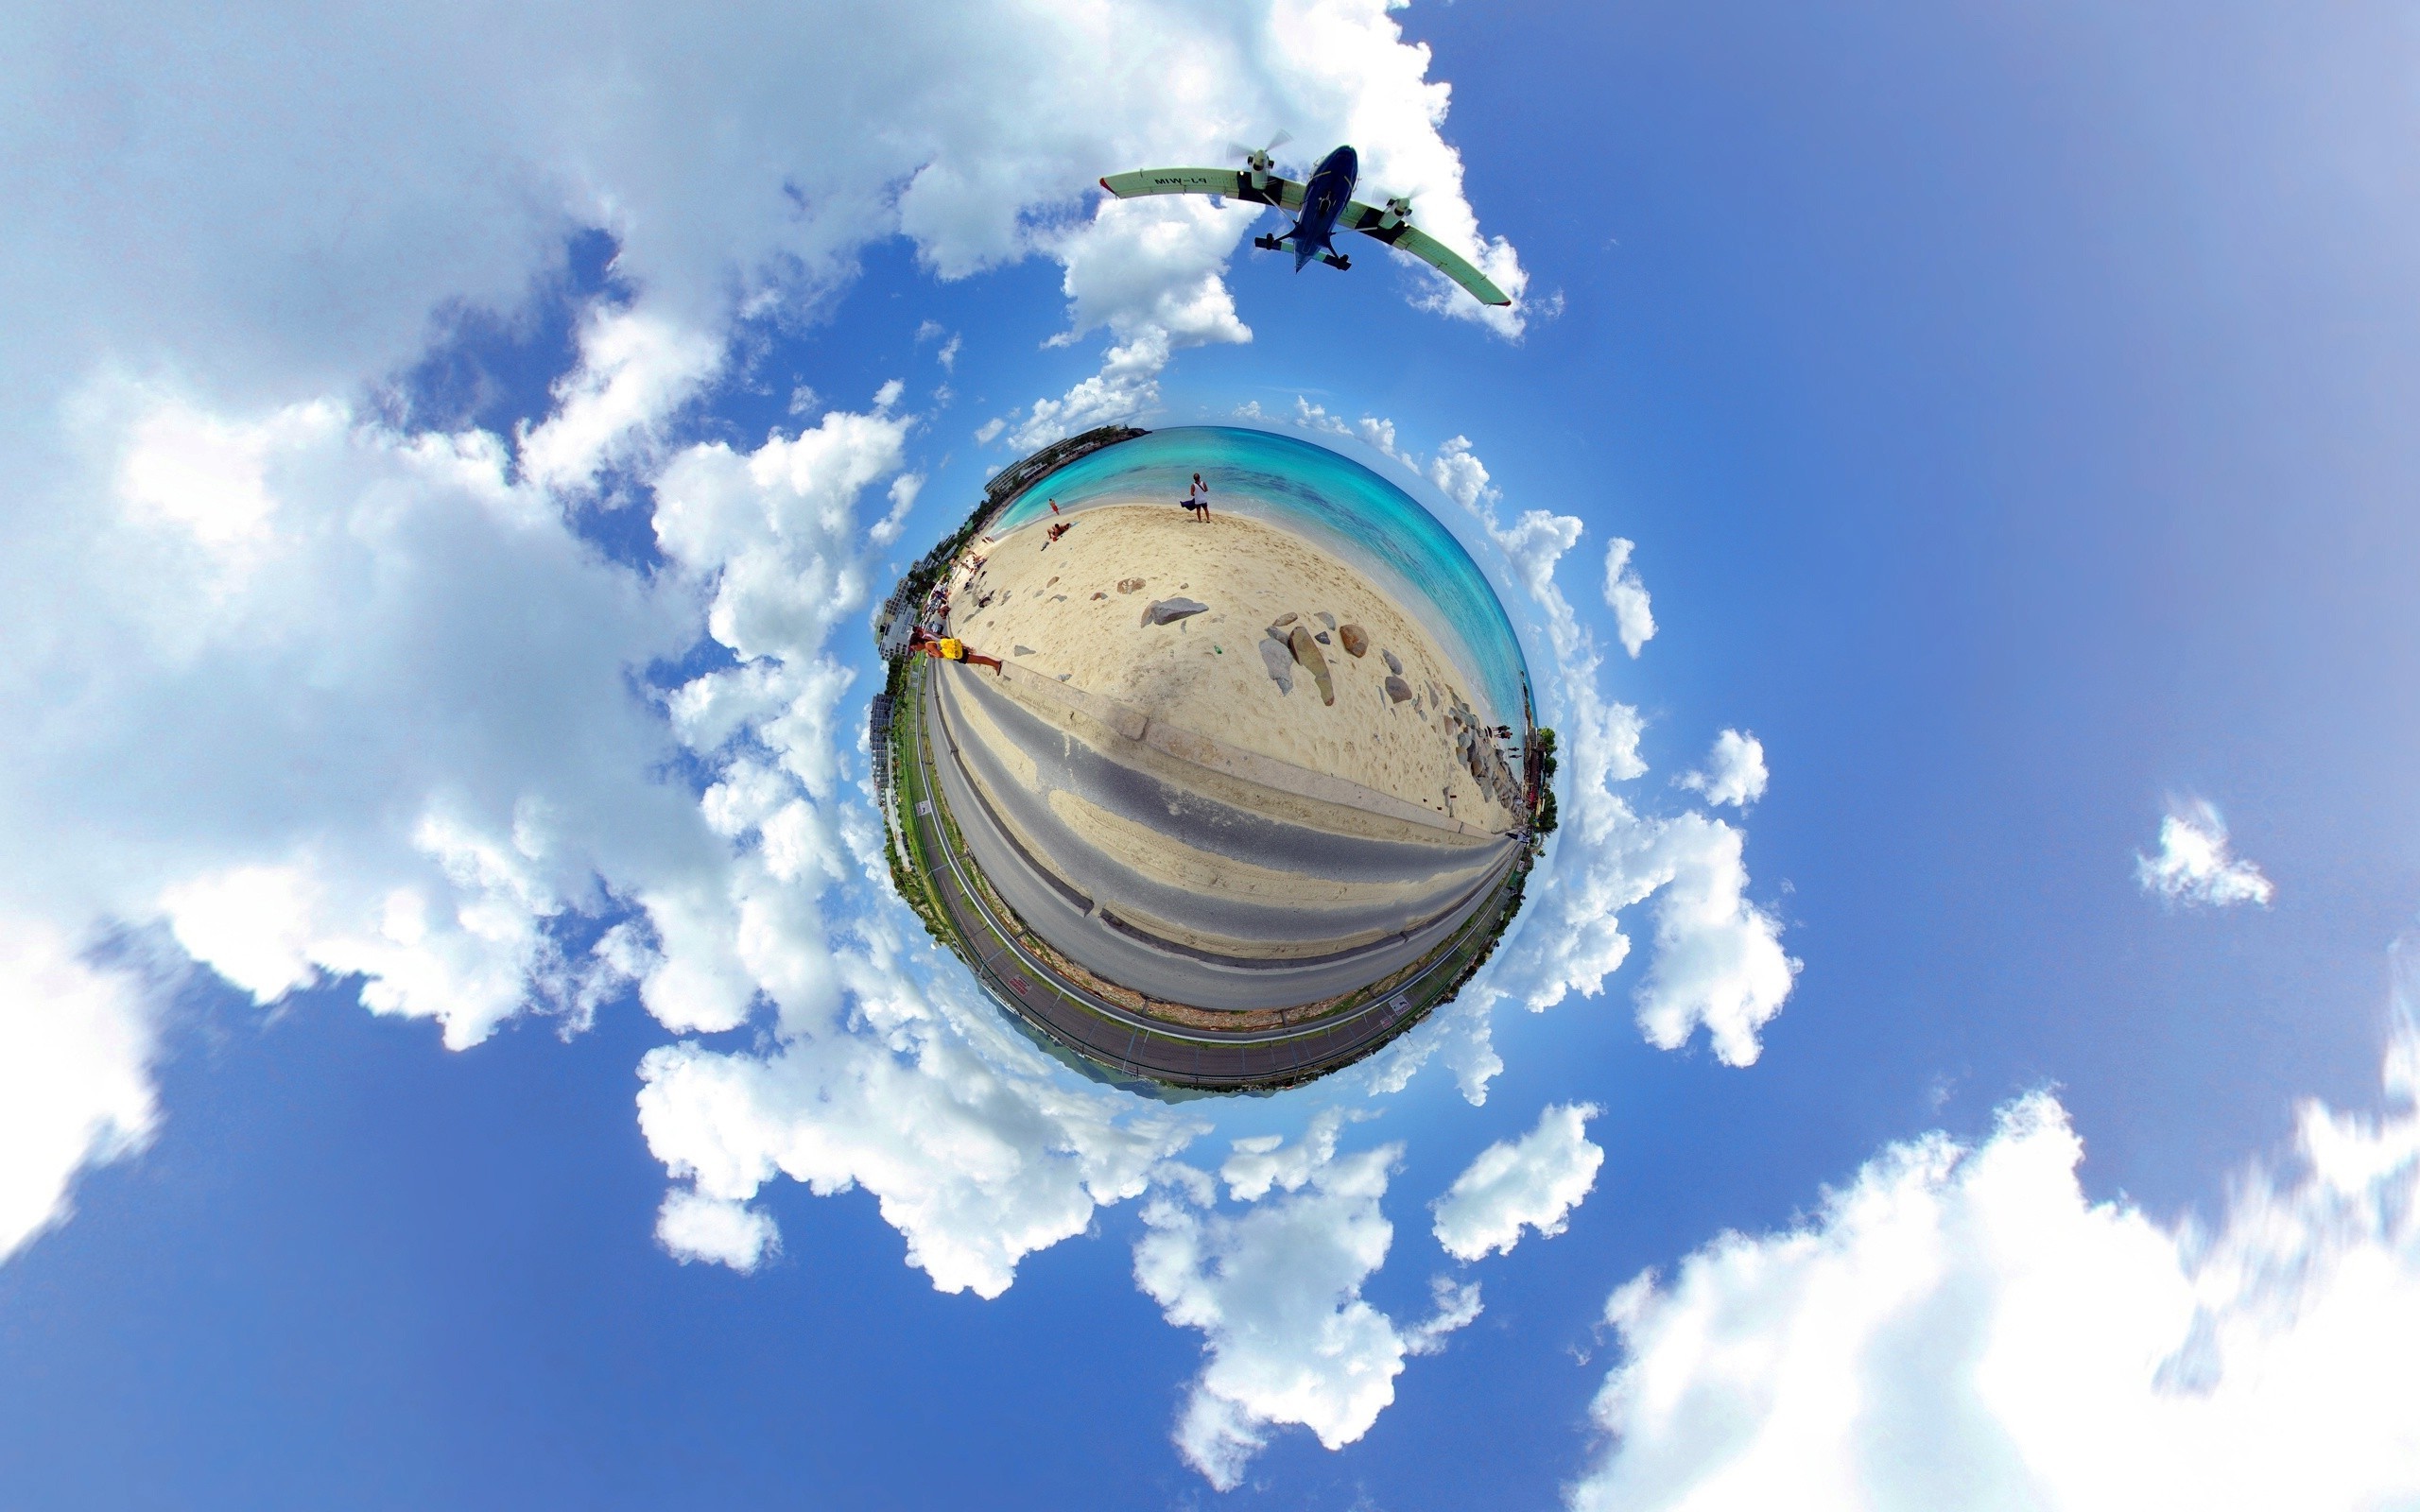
[991,426,1531,726]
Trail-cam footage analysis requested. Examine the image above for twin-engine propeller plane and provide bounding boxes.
[1099,139,1512,308]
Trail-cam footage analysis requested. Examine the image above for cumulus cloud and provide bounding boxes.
[2137,799,2274,908]
[1574,1005,2420,1510]
[1680,729,1768,809]
[1602,537,1655,657]
[1221,1106,1352,1202]
[1432,1102,1604,1262]
[1288,397,1421,470]
[33,387,706,1062]
[518,306,723,493]
[1138,1125,1481,1489]
[656,1188,780,1272]
[1353,988,1507,1108]
[638,1002,1201,1297]
[0,349,1226,1284]
[0,924,164,1259]
[1629,815,1799,1066]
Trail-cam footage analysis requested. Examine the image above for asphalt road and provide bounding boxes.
[925,664,1513,1010]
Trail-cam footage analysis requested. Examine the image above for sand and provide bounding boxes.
[944,503,1518,831]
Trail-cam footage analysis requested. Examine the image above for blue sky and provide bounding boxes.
[6,2,2420,1506]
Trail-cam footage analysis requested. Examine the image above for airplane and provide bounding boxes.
[1098,140,1512,308]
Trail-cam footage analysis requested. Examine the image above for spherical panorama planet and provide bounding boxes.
[873,425,1552,1094]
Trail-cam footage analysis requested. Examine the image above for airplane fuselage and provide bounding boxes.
[1287,146,1358,270]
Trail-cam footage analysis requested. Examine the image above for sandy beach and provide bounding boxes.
[944,503,1520,831]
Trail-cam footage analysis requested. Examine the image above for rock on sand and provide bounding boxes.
[1288,626,1336,706]
[1384,674,1413,702]
[1339,623,1369,658]
[1258,638,1295,694]
[1142,596,1208,627]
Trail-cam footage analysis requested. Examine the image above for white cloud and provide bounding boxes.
[1138,1125,1481,1488]
[1432,1102,1604,1262]
[1602,537,1655,658]
[0,922,164,1259]
[1004,327,1177,451]
[637,966,1206,1298]
[1631,814,1799,1067]
[998,196,1263,448]
[517,305,723,492]
[1221,1106,1351,1202]
[1288,397,1420,470]
[656,1187,780,1271]
[0,358,1219,1281]
[22,390,707,1063]
[2138,799,2274,908]
[1680,729,1768,809]
[1352,988,1504,1107]
[1573,1009,2420,1511]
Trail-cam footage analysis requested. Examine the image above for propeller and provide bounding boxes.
[1227,130,1293,171]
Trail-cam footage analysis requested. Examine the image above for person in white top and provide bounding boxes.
[1183,472,1210,521]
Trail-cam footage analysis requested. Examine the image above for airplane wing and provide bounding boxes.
[1336,199,1512,306]
[1098,168,1305,210]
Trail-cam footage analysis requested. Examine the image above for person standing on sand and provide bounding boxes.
[1184,472,1210,521]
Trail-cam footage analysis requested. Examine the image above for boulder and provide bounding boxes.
[1384,675,1413,703]
[1288,626,1336,705]
[1258,638,1295,694]
[1272,611,1299,627]
[1339,623,1369,658]
[1381,648,1403,675]
[1142,596,1208,627]
[1316,611,1337,629]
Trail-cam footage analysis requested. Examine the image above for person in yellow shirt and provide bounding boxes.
[910,628,1002,673]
